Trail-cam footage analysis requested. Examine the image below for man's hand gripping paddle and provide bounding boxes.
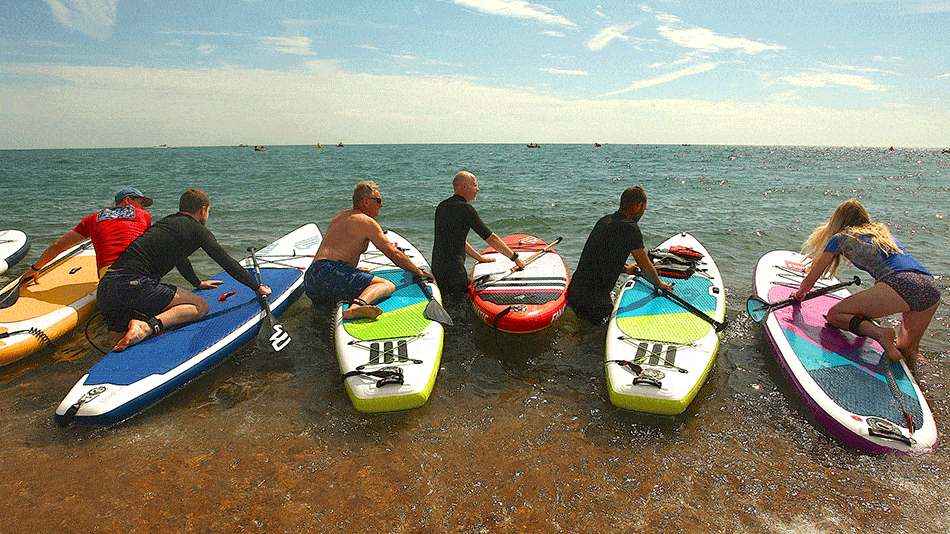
[745,276,861,323]
[248,246,291,352]
[472,236,562,291]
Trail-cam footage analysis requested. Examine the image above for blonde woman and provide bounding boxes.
[795,199,940,365]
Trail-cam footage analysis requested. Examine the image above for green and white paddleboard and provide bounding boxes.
[604,232,726,415]
[334,230,444,413]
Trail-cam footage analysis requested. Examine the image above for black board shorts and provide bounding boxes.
[97,272,177,332]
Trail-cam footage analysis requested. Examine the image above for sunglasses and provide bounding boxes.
[366,196,383,204]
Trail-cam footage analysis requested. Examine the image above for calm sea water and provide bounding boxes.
[1,144,948,533]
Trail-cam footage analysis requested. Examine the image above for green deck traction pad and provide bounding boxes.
[615,275,717,345]
[342,270,431,341]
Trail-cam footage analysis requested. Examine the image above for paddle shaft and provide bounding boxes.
[750,276,861,317]
[473,236,562,290]
[247,247,290,352]
[635,274,727,333]
[0,239,94,310]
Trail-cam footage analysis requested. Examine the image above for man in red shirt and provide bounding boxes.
[22,187,153,282]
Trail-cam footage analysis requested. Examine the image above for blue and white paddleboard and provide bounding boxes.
[54,224,322,427]
[752,250,938,454]
[0,230,30,275]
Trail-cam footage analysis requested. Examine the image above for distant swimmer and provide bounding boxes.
[794,199,939,367]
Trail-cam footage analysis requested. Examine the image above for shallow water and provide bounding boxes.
[1,144,948,532]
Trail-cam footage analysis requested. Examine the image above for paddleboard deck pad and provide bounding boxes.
[605,233,725,415]
[0,229,30,274]
[0,240,97,366]
[335,230,444,413]
[469,235,569,334]
[752,250,938,454]
[54,224,323,426]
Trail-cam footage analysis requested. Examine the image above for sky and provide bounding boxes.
[1,0,948,149]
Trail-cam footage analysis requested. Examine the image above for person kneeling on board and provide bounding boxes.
[567,186,672,325]
[97,189,271,352]
[431,171,526,301]
[304,181,433,320]
[794,199,939,367]
[21,187,153,284]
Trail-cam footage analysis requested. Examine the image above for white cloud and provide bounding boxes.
[2,61,947,149]
[259,36,314,56]
[451,0,576,27]
[587,24,639,51]
[643,6,785,54]
[598,62,719,97]
[829,64,901,76]
[542,30,565,37]
[44,0,119,41]
[197,44,217,56]
[540,68,589,75]
[780,71,889,92]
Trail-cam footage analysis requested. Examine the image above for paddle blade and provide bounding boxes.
[256,296,291,352]
[0,281,23,310]
[746,295,771,323]
[415,276,453,326]
[424,299,454,326]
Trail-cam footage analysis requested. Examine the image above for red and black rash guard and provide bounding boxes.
[109,212,260,291]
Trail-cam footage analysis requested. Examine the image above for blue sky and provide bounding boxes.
[1,0,948,149]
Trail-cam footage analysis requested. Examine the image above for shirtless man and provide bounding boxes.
[304,181,434,320]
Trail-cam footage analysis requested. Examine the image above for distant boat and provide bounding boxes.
[154,144,168,149]
[527,143,540,148]
[594,143,602,147]
[889,146,895,151]
[238,144,248,147]
[943,148,950,153]
[337,142,344,147]
[254,146,266,151]
[316,143,322,148]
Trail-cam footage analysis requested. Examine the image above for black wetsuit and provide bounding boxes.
[567,211,643,324]
[432,194,493,295]
[97,212,259,331]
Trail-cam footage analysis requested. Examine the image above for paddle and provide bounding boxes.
[0,239,94,310]
[746,275,861,323]
[634,273,728,333]
[247,247,291,352]
[472,236,563,291]
[414,276,453,326]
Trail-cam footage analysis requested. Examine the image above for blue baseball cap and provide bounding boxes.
[114,187,154,207]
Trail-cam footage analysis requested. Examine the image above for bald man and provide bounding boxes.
[431,171,526,298]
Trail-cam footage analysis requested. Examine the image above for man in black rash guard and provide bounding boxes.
[431,171,526,298]
[567,186,671,325]
[97,188,272,352]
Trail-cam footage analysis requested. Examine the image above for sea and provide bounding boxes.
[1,144,948,533]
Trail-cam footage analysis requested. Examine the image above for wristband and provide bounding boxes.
[31,264,41,271]
[510,252,519,261]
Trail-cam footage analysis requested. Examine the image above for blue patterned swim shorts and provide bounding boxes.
[303,260,375,306]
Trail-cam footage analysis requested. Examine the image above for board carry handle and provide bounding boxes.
[0,239,94,310]
[247,246,291,352]
[746,275,860,324]
[634,274,727,333]
[472,236,562,291]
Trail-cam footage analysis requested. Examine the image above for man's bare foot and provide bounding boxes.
[881,327,903,362]
[343,304,383,320]
[114,319,153,352]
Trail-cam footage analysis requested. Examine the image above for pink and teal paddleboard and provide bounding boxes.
[751,250,937,454]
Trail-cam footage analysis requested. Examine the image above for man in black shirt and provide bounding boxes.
[432,171,526,298]
[567,186,671,325]
[98,189,272,351]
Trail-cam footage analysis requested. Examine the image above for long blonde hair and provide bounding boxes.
[802,199,900,277]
